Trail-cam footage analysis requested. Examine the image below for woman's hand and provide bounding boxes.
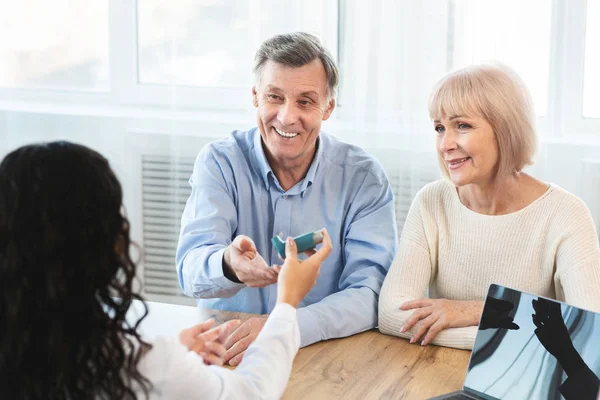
[399,299,483,346]
[276,229,332,308]
[179,319,241,366]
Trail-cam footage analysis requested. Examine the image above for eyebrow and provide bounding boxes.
[264,85,283,93]
[263,85,320,99]
[300,91,319,98]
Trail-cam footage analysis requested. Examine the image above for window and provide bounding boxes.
[0,0,596,132]
[583,0,600,118]
[0,0,109,91]
[450,0,552,116]
[137,0,334,89]
[335,0,553,141]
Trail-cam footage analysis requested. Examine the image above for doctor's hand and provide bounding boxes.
[179,319,241,366]
[276,229,332,308]
[399,299,483,346]
[223,235,279,287]
[223,229,332,367]
[223,316,268,366]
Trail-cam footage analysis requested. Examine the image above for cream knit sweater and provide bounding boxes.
[378,179,600,350]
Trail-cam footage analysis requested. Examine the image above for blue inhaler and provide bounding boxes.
[271,230,324,258]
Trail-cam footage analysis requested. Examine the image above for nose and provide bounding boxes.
[438,130,457,153]
[277,101,299,127]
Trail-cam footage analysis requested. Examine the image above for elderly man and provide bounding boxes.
[176,32,397,365]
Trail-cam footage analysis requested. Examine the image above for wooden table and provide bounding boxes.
[129,300,471,399]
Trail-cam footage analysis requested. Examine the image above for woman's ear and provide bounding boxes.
[114,219,129,257]
[114,234,125,258]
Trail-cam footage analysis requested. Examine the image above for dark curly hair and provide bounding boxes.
[0,142,152,399]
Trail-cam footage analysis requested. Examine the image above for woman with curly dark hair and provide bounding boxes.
[0,141,332,399]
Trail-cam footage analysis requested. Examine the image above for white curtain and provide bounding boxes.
[329,0,600,231]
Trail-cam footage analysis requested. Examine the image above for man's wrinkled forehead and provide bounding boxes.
[263,84,321,99]
[256,60,328,96]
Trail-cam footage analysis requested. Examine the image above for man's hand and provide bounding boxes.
[223,316,268,366]
[399,299,483,346]
[222,230,332,367]
[223,235,279,287]
[179,319,241,366]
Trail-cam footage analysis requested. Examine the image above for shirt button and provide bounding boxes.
[282,195,288,199]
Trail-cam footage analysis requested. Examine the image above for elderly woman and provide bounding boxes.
[378,63,600,350]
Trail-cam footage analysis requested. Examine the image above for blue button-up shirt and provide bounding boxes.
[176,128,398,346]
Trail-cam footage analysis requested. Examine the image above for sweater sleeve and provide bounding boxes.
[378,188,478,350]
[554,198,600,313]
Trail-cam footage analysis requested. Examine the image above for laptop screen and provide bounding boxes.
[463,284,600,400]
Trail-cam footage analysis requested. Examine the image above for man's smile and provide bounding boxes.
[274,127,299,138]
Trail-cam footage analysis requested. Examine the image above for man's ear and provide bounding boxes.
[322,97,336,121]
[252,87,259,107]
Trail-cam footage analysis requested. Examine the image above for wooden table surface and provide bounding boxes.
[130,300,471,399]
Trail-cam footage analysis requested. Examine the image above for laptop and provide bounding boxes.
[431,284,600,400]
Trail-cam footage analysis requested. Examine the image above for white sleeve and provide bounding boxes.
[139,303,300,400]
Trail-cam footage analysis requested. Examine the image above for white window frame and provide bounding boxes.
[111,0,339,111]
[544,0,600,137]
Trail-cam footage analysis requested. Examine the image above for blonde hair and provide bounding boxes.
[428,63,537,179]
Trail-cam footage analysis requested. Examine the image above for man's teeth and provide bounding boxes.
[450,158,469,165]
[275,128,299,138]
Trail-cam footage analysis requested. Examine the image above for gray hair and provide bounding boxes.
[253,32,339,99]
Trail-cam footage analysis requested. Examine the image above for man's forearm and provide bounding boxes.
[178,246,245,298]
[296,286,379,347]
[221,245,242,283]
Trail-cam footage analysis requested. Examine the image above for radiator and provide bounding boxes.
[141,154,195,303]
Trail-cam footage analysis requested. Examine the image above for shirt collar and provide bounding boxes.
[299,135,322,195]
[251,128,324,195]
[251,128,274,191]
